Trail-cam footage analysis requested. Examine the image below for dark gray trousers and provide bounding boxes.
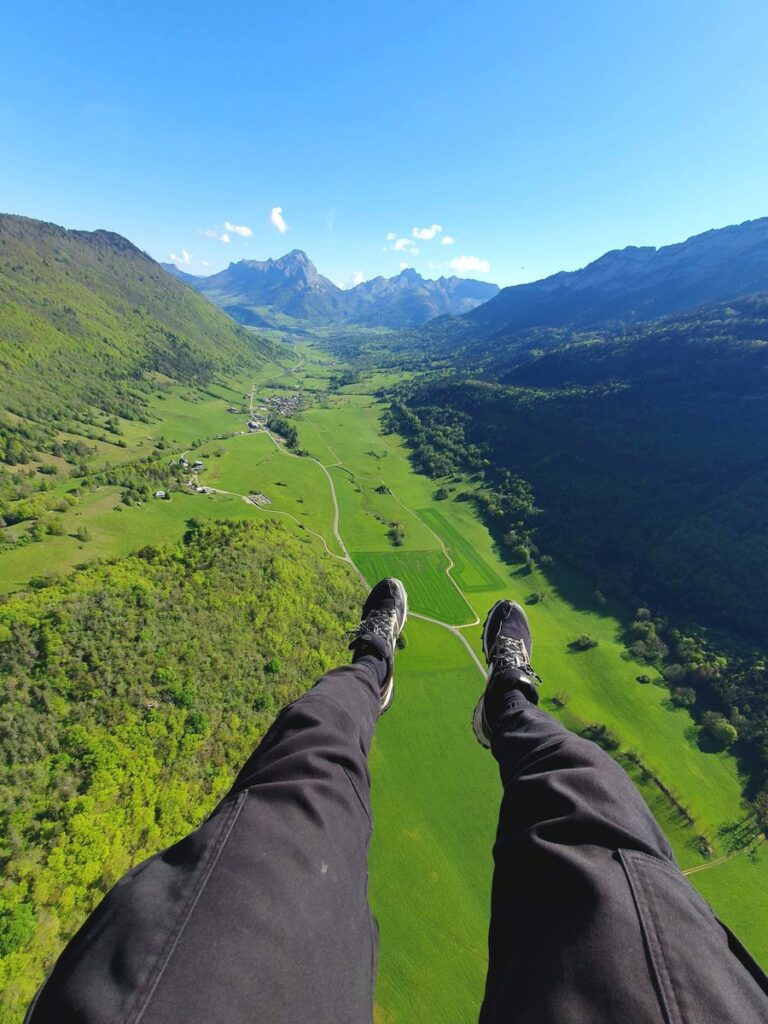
[27,662,768,1024]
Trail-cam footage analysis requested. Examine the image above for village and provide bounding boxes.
[151,379,309,507]
[227,385,305,432]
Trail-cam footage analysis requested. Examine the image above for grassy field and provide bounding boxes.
[353,549,475,624]
[418,507,505,593]
[0,359,341,594]
[187,432,346,558]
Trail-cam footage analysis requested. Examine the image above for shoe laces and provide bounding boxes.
[492,636,540,682]
[348,608,396,647]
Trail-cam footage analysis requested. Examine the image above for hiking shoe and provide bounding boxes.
[349,578,408,712]
[472,600,541,747]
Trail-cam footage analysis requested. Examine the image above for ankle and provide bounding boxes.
[352,642,390,687]
[487,667,540,714]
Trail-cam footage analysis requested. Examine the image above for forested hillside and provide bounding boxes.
[388,295,768,788]
[0,215,277,465]
[0,518,361,1017]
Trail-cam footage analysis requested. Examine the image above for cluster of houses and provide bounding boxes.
[259,391,302,417]
[177,456,214,494]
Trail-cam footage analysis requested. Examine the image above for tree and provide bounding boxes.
[584,723,620,751]
[44,516,66,536]
[671,687,696,707]
[389,522,405,547]
[571,634,598,651]
[663,663,686,684]
[76,525,92,543]
[753,792,768,835]
[29,521,46,542]
[701,711,738,748]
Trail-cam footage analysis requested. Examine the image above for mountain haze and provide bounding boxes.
[163,251,499,328]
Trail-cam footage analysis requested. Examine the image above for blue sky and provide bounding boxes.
[2,0,767,287]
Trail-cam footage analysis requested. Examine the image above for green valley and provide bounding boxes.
[1,219,767,1024]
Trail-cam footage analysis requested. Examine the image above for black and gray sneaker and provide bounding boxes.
[349,577,408,712]
[472,600,541,747]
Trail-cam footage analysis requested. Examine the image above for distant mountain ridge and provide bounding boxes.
[454,216,768,343]
[161,251,500,328]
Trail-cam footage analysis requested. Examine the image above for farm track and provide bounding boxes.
[682,838,764,877]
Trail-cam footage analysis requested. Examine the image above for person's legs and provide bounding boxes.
[474,601,768,1024]
[26,579,408,1024]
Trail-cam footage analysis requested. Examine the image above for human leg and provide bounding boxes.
[475,601,768,1024]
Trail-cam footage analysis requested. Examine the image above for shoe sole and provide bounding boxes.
[381,578,408,713]
[472,693,492,748]
[474,600,531,746]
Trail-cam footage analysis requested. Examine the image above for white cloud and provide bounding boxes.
[201,260,210,267]
[441,235,456,245]
[393,237,419,253]
[224,221,253,237]
[386,232,397,241]
[399,262,410,270]
[270,207,288,234]
[413,223,442,240]
[170,249,191,265]
[202,227,231,243]
[449,254,491,274]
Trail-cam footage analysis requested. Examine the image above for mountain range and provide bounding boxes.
[439,216,768,350]
[163,217,768,339]
[162,252,500,329]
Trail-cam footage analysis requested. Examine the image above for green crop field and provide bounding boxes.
[417,506,505,592]
[353,549,476,624]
